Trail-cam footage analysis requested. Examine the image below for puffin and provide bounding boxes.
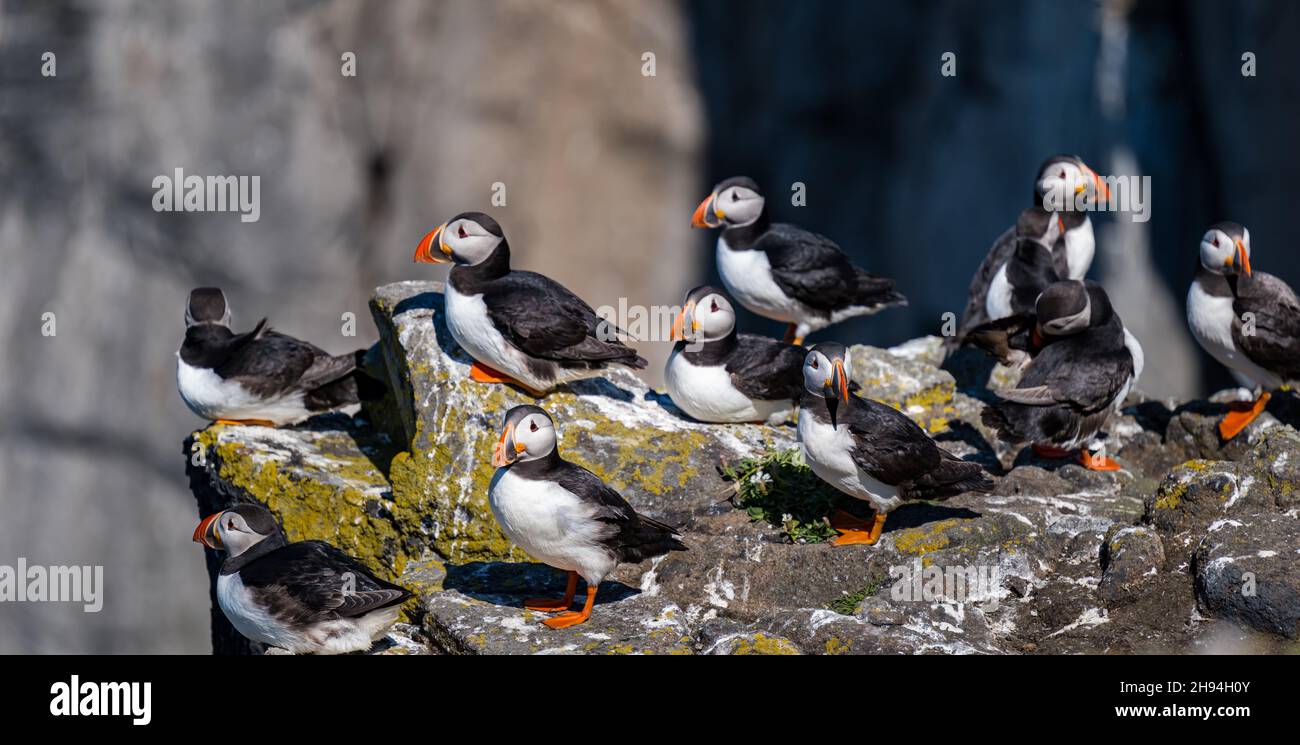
[488,405,686,628]
[414,212,647,395]
[952,155,1111,351]
[690,176,906,344]
[797,343,993,546]
[664,285,805,423]
[980,280,1140,470]
[1187,222,1300,440]
[193,504,412,654]
[177,287,370,426]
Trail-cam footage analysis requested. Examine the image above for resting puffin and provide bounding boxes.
[177,287,369,426]
[952,155,1111,351]
[664,285,805,423]
[981,280,1139,470]
[488,405,686,628]
[797,343,993,546]
[193,504,412,654]
[414,212,647,395]
[1187,222,1300,440]
[690,176,906,344]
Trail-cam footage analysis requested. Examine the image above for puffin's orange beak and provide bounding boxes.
[492,423,516,468]
[691,192,720,228]
[671,301,695,341]
[193,512,222,549]
[414,223,451,264]
[833,359,849,402]
[1236,238,1251,276]
[1087,166,1110,205]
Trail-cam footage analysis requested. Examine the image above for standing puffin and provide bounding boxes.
[981,280,1140,470]
[193,504,412,654]
[952,155,1111,351]
[664,285,805,423]
[798,343,993,546]
[488,405,686,628]
[690,176,906,344]
[414,212,647,395]
[1187,222,1300,440]
[177,287,370,426]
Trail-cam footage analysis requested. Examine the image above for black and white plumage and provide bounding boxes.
[414,212,646,394]
[1187,222,1300,439]
[488,405,685,628]
[176,287,369,426]
[951,155,1110,352]
[691,176,906,344]
[664,285,805,423]
[194,504,412,654]
[797,343,992,546]
[980,280,1138,470]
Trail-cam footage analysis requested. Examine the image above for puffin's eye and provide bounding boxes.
[1058,169,1066,179]
[529,420,538,433]
[711,299,719,313]
[811,358,819,370]
[227,519,237,531]
[457,224,468,239]
[731,191,739,202]
[1212,237,1220,248]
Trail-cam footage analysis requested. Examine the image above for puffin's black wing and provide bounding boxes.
[952,225,1017,346]
[220,327,357,399]
[758,224,905,313]
[725,334,806,401]
[1001,335,1134,412]
[238,541,411,624]
[842,398,992,499]
[550,460,685,563]
[482,271,647,368]
[1232,271,1300,379]
[963,313,1038,365]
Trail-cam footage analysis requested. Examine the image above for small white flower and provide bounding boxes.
[749,470,772,487]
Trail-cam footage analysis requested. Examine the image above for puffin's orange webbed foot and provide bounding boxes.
[782,323,801,345]
[469,361,545,397]
[1032,443,1071,459]
[540,585,597,629]
[525,571,578,612]
[830,513,887,546]
[1219,392,1271,440]
[214,418,277,427]
[1079,450,1122,471]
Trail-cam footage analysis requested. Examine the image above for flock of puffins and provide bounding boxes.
[178,156,1297,653]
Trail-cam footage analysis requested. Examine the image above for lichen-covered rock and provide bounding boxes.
[1098,525,1164,605]
[1194,514,1300,640]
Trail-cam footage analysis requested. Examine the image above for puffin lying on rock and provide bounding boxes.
[981,280,1140,471]
[665,285,805,423]
[176,287,374,427]
[798,343,993,546]
[690,176,906,345]
[952,155,1110,353]
[488,405,686,628]
[414,212,647,396]
[193,504,412,654]
[1187,222,1300,440]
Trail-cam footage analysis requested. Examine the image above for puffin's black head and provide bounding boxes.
[185,287,231,328]
[414,211,506,267]
[492,405,557,468]
[193,503,285,556]
[1034,280,1097,337]
[802,342,851,402]
[691,176,765,229]
[671,285,736,343]
[1199,221,1252,277]
[1034,154,1110,210]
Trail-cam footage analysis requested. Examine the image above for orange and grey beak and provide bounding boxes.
[414,223,452,264]
[1235,238,1251,276]
[832,358,849,402]
[670,301,696,341]
[1085,166,1110,205]
[691,192,722,229]
[193,512,223,549]
[492,423,524,468]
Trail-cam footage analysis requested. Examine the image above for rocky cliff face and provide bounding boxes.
[187,281,1300,654]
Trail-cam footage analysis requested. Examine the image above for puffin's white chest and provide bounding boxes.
[1186,279,1279,389]
[664,348,791,424]
[176,355,307,424]
[985,263,1013,321]
[216,571,297,649]
[444,283,535,383]
[488,468,616,584]
[716,237,802,323]
[1064,219,1094,279]
[797,409,902,513]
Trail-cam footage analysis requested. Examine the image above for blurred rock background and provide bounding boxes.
[0,0,1296,652]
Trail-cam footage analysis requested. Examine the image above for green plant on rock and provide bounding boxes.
[721,448,865,544]
[828,576,885,615]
